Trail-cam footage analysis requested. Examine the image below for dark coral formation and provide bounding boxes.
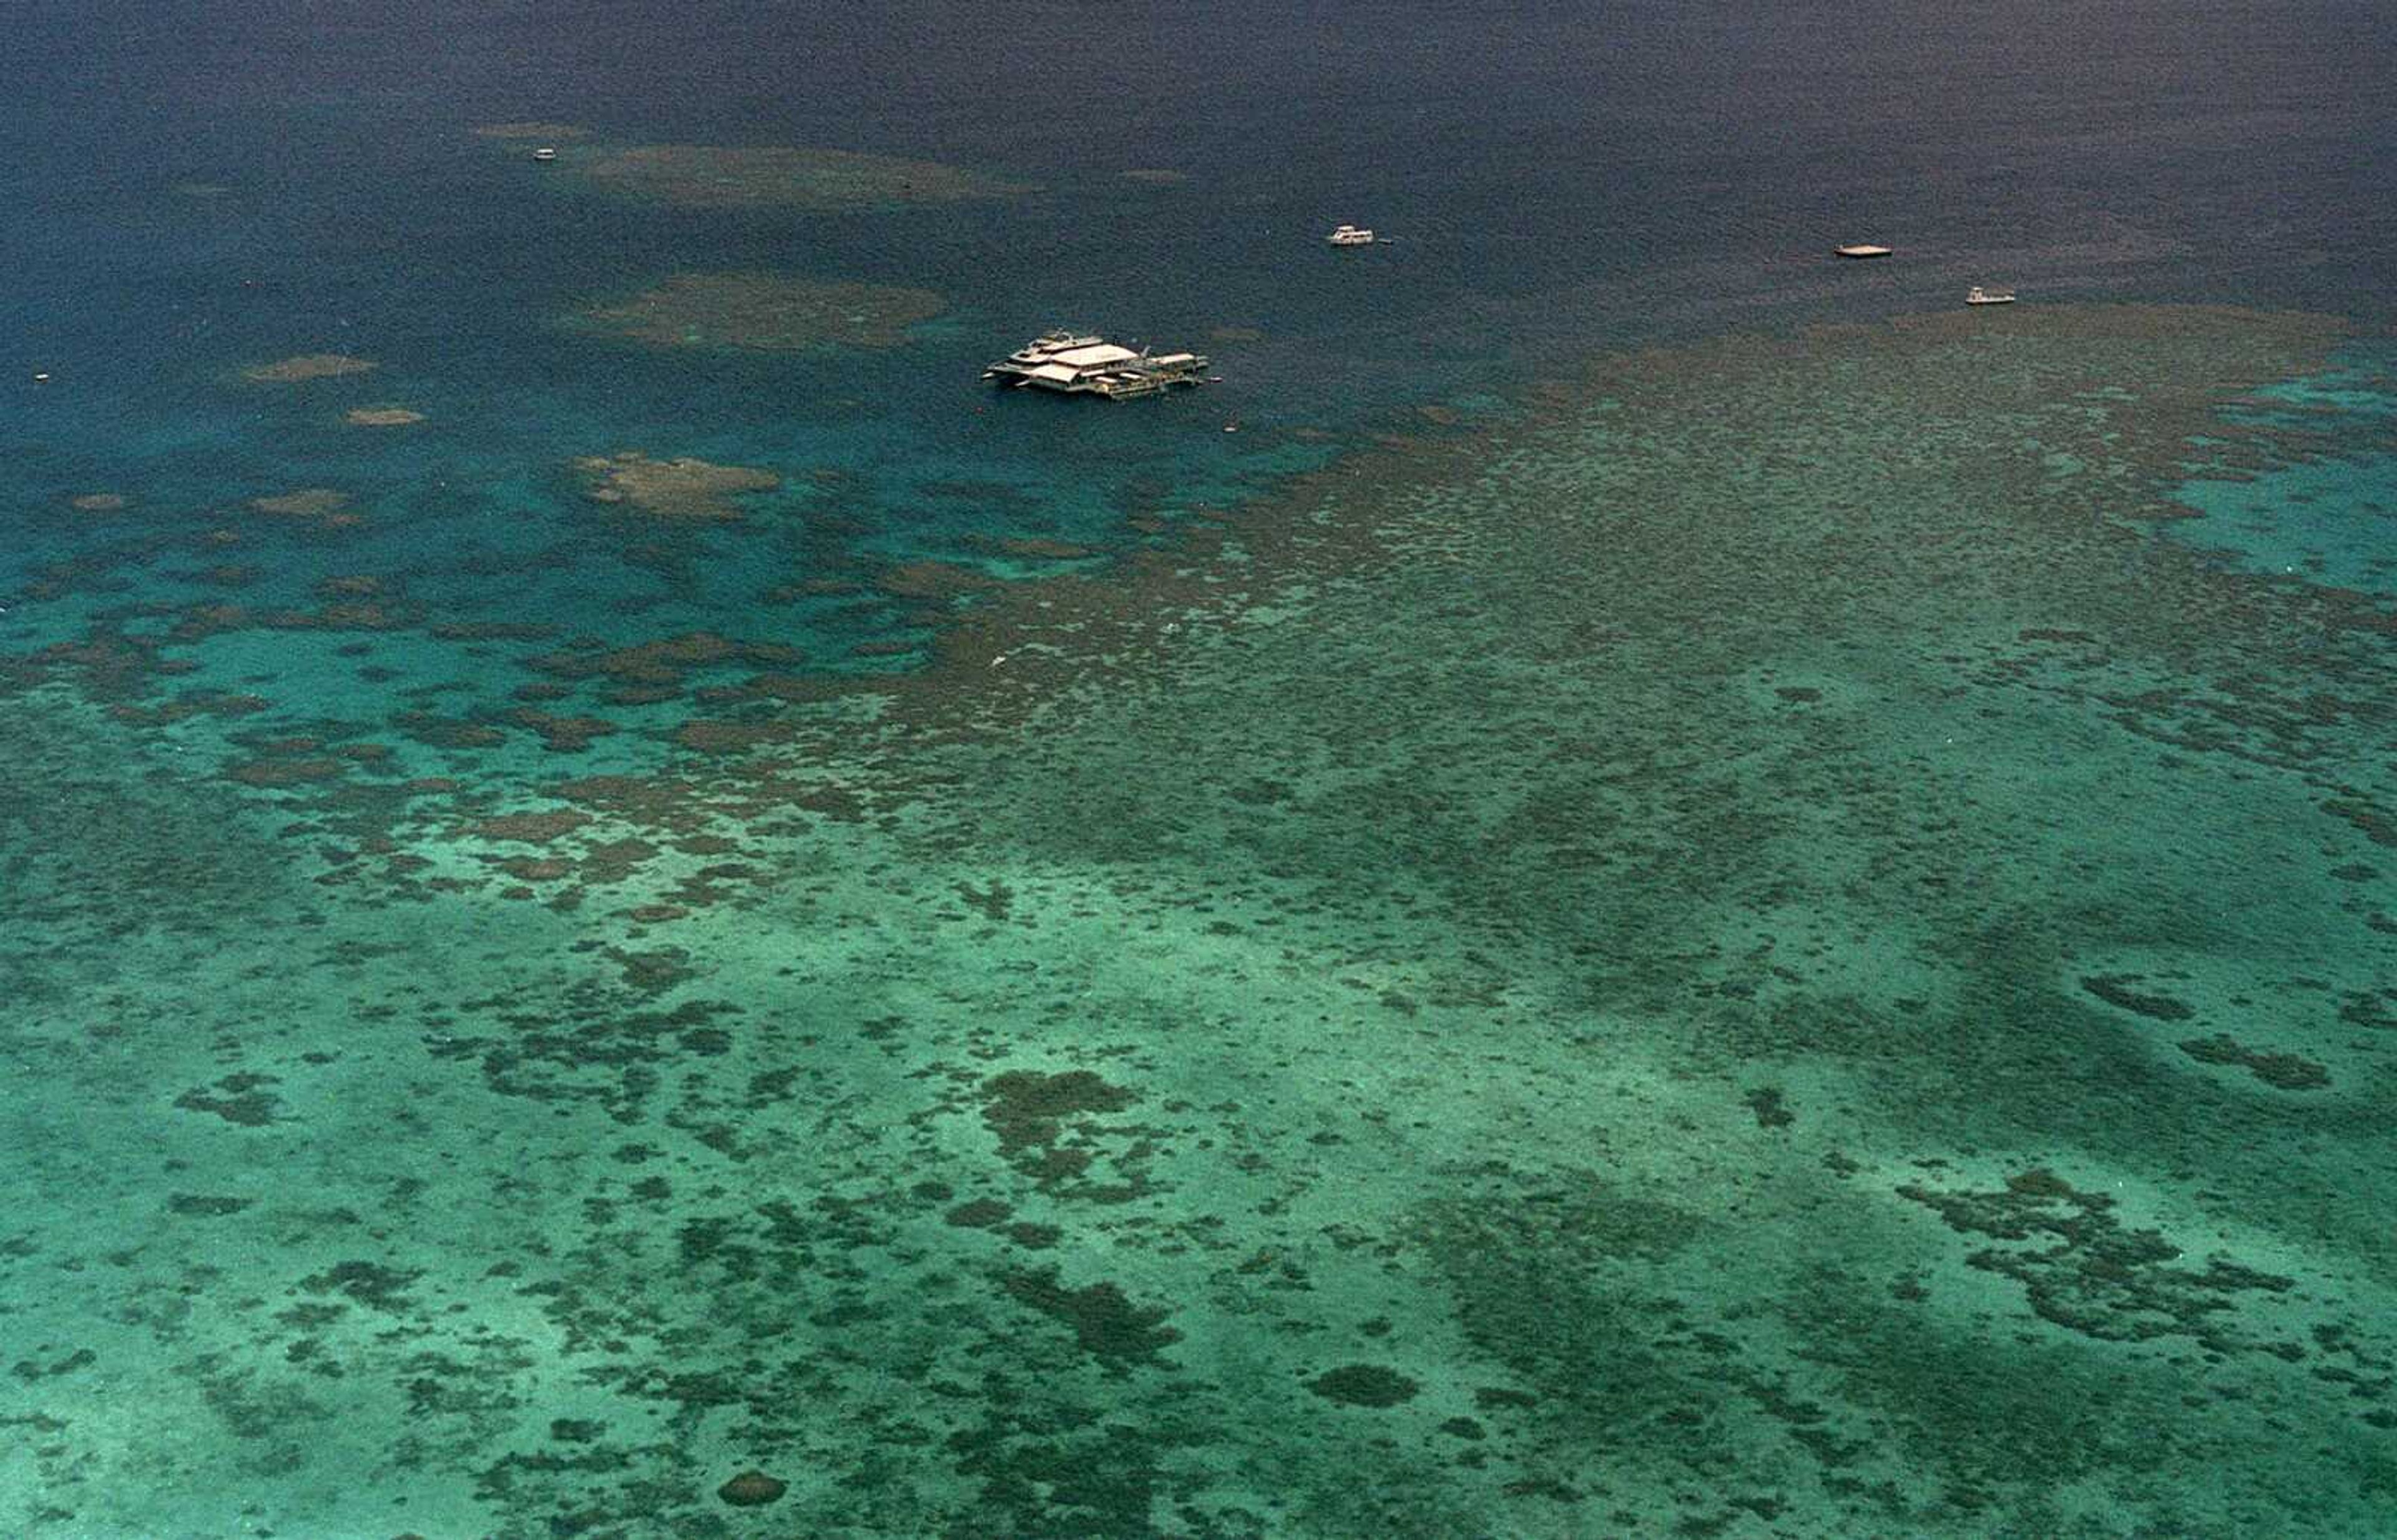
[1306,1364,1421,1408]
[1743,1087,1795,1128]
[716,1469,787,1507]
[2176,1033,2330,1089]
[525,632,806,705]
[1898,1169,2298,1353]
[1001,1269,1180,1367]
[173,1072,283,1126]
[299,1260,426,1313]
[2077,974,2196,1021]
[980,1070,1137,1154]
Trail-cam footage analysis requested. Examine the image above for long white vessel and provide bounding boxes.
[1327,223,1376,246]
[1834,243,1892,258]
[1966,285,2017,305]
[980,330,1109,381]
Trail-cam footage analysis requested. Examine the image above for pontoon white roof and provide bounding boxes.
[1051,343,1141,368]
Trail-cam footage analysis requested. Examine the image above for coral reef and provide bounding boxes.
[1898,1170,2300,1353]
[242,353,376,383]
[577,272,943,352]
[716,1469,787,1507]
[1001,1269,1182,1367]
[344,405,424,426]
[2177,1033,2331,1089]
[572,452,780,521]
[249,488,362,527]
[1306,1365,1421,1407]
[574,144,1031,210]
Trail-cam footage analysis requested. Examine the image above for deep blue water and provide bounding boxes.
[9,1,2391,664]
[11,0,2394,401]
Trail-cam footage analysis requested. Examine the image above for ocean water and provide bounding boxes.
[4,2,2396,1536]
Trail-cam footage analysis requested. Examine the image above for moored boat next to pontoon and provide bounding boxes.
[981,330,1111,383]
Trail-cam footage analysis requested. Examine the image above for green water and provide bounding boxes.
[7,303,2395,1536]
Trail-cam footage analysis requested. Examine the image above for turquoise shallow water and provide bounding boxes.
[12,303,2396,1540]
[2165,346,2397,591]
[6,3,2397,1536]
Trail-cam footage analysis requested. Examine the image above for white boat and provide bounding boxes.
[1966,285,2017,305]
[532,147,559,162]
[1327,224,1375,247]
[981,330,1109,381]
[1833,243,1891,258]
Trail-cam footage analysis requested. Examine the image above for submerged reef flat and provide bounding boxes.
[343,405,424,427]
[471,120,589,140]
[575,272,944,352]
[572,451,780,521]
[247,487,361,527]
[248,487,351,517]
[573,143,1032,210]
[239,353,376,383]
[7,306,2397,1538]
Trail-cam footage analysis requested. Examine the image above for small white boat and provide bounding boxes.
[1327,224,1375,247]
[1834,243,1891,258]
[1966,285,2017,305]
[532,147,559,162]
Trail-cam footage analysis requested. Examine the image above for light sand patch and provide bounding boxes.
[575,144,1031,210]
[223,756,347,788]
[243,353,376,383]
[573,452,780,521]
[345,405,426,427]
[576,272,943,352]
[252,488,348,517]
[250,488,363,528]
